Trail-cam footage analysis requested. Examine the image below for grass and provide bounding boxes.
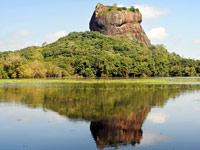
[0,78,200,84]
[99,6,139,16]
[99,6,119,16]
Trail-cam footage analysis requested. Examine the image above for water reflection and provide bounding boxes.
[0,83,199,149]
[139,132,170,146]
[147,111,167,124]
[90,107,150,149]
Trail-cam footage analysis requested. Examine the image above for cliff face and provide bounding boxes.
[89,3,151,46]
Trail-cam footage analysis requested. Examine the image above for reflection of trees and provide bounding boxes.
[0,84,199,121]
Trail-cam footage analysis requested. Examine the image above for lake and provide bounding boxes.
[0,83,200,150]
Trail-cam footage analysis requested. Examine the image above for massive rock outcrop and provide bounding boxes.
[90,3,151,46]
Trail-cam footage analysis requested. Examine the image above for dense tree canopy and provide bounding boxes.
[0,31,199,79]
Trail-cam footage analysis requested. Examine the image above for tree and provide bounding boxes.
[46,63,62,78]
[16,65,32,78]
[27,61,47,78]
[113,3,117,7]
[42,42,48,47]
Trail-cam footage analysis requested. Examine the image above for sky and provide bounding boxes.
[0,0,200,59]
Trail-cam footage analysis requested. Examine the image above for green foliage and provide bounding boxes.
[117,7,122,11]
[122,7,127,10]
[0,31,199,79]
[27,61,47,78]
[99,6,118,15]
[117,7,127,11]
[99,6,140,16]
[129,6,139,13]
[16,65,32,78]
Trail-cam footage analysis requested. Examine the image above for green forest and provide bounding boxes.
[0,31,200,79]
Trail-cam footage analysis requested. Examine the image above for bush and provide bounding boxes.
[122,7,127,10]
[108,8,113,11]
[117,7,122,11]
[129,6,136,12]
[135,8,139,12]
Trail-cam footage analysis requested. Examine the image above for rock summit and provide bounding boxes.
[90,3,151,46]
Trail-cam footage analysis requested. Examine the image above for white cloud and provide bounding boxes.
[45,30,68,42]
[0,103,66,124]
[12,30,33,39]
[117,4,128,7]
[118,4,169,20]
[0,29,39,51]
[0,39,40,50]
[140,132,170,146]
[45,111,66,123]
[147,112,167,124]
[0,103,35,124]
[146,27,168,41]
[135,5,169,20]
[195,106,200,112]
[194,40,200,44]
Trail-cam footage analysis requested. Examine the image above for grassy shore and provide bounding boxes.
[0,78,200,84]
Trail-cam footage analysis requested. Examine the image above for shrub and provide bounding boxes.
[108,8,113,11]
[129,6,136,12]
[122,7,127,10]
[117,7,122,11]
[135,8,139,12]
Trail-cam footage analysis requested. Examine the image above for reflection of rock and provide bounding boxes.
[90,107,150,149]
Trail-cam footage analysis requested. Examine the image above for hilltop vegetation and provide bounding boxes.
[0,31,200,79]
[99,5,140,16]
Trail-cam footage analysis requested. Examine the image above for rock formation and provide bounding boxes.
[89,3,151,46]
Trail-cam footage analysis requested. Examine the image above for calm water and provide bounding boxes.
[0,83,200,150]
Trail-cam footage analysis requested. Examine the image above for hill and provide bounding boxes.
[0,31,199,79]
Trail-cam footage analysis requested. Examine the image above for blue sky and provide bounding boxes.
[0,0,200,59]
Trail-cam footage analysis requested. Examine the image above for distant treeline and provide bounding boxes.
[0,31,200,79]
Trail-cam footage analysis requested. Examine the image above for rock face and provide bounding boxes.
[89,3,151,46]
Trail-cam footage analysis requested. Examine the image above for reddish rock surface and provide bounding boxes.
[89,3,151,46]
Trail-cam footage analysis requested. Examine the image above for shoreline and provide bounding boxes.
[0,78,200,84]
